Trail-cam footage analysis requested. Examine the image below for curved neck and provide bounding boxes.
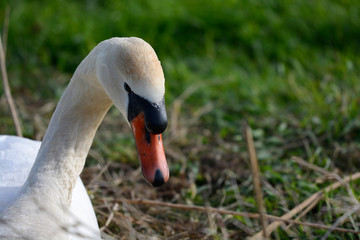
[26,56,112,205]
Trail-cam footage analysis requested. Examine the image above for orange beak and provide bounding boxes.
[130,113,169,187]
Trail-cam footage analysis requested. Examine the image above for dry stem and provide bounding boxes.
[243,122,268,238]
[2,6,10,55]
[0,28,23,136]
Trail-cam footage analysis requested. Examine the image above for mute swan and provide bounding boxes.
[0,37,169,240]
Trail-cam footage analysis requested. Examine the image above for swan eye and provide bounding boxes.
[124,83,131,93]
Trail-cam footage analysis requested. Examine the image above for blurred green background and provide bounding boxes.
[1,0,359,136]
[1,0,360,238]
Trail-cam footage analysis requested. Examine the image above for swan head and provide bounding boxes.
[96,37,168,187]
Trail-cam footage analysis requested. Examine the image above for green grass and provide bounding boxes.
[1,0,360,239]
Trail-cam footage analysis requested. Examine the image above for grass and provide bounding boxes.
[1,0,360,239]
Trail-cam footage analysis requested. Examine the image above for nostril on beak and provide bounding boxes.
[152,169,165,187]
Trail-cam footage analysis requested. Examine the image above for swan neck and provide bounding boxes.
[26,65,112,205]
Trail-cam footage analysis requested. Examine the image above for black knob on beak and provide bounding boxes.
[144,99,167,134]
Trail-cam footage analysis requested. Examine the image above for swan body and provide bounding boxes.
[0,136,100,240]
[0,37,168,240]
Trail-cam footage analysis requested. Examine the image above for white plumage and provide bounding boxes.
[0,135,100,240]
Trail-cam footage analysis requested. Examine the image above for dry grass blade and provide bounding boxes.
[292,156,359,205]
[0,29,23,137]
[285,194,320,231]
[121,198,360,234]
[243,122,268,239]
[104,203,119,229]
[292,156,334,177]
[249,172,360,239]
[2,6,10,55]
[320,205,360,240]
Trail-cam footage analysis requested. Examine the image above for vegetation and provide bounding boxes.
[1,0,360,239]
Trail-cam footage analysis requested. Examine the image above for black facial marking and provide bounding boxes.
[126,83,168,134]
[124,82,131,93]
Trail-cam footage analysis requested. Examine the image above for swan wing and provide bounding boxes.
[0,135,101,239]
